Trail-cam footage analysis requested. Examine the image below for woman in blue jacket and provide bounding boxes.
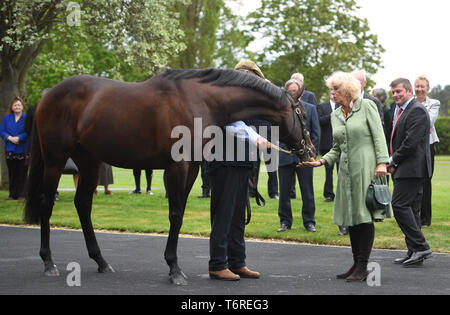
[0,97,28,200]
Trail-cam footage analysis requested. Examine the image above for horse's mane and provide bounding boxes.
[162,68,288,107]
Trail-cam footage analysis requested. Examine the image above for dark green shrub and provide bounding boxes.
[435,117,450,155]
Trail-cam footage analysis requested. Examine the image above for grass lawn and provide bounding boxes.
[1,156,449,253]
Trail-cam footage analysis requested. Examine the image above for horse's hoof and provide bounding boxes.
[44,264,60,276]
[170,271,188,286]
[98,264,115,273]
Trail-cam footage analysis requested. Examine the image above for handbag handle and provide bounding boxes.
[372,175,387,185]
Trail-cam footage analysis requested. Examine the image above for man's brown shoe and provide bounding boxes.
[209,269,240,281]
[230,267,260,279]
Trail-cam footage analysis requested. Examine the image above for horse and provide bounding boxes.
[24,68,312,285]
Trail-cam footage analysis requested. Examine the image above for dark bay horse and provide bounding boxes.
[24,68,311,285]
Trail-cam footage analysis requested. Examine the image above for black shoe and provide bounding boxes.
[394,251,412,264]
[270,194,279,200]
[402,249,432,266]
[277,224,291,232]
[324,196,334,202]
[305,224,317,232]
[403,260,424,268]
[129,189,141,194]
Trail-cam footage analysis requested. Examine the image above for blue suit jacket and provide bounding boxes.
[301,90,318,105]
[278,101,320,167]
[0,113,28,154]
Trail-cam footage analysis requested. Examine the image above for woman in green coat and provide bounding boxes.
[299,71,392,282]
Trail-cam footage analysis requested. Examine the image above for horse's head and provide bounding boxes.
[278,88,317,163]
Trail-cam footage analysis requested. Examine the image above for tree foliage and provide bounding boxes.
[247,0,384,101]
[168,0,252,69]
[429,85,450,117]
[0,0,186,186]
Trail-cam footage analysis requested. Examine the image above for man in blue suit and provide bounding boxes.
[277,79,320,233]
[291,73,318,105]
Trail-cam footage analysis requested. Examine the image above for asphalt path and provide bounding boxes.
[1,225,449,296]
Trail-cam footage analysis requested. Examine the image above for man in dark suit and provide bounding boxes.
[317,94,348,236]
[291,73,318,105]
[388,78,432,267]
[277,79,320,233]
[317,93,338,202]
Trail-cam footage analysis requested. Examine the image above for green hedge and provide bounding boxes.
[435,117,450,155]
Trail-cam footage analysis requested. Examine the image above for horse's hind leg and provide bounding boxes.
[73,155,114,273]
[39,165,64,276]
[164,162,199,285]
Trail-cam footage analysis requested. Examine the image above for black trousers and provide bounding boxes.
[132,168,152,191]
[278,164,316,228]
[392,178,430,252]
[208,166,251,271]
[6,158,27,199]
[420,143,435,226]
[200,162,210,194]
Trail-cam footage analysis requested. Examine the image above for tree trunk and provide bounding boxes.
[0,59,24,189]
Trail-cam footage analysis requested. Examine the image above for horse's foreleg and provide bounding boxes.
[74,160,114,274]
[164,162,199,285]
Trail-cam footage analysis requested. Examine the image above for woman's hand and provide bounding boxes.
[7,136,20,144]
[375,163,387,178]
[297,159,324,168]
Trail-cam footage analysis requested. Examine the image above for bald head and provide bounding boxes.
[351,70,366,92]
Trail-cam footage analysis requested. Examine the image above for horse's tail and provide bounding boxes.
[24,120,44,225]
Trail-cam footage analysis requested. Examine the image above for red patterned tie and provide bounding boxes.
[390,107,403,155]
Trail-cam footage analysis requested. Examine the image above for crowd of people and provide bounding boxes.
[1,60,440,283]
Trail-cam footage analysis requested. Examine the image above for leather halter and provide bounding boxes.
[277,91,317,162]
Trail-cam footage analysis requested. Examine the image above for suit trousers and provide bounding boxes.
[133,168,152,191]
[208,166,251,271]
[420,143,435,226]
[278,164,316,228]
[392,178,430,252]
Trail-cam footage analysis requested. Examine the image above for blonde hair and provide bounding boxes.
[415,75,430,88]
[325,71,361,101]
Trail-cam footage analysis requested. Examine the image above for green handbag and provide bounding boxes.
[365,176,391,214]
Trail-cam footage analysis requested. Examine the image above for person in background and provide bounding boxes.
[290,73,318,105]
[277,79,320,233]
[317,92,348,236]
[289,72,318,199]
[198,162,211,198]
[0,97,28,200]
[299,71,391,281]
[414,75,440,228]
[130,169,153,195]
[96,162,113,195]
[351,70,384,125]
[372,87,392,146]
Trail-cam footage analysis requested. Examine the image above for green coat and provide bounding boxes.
[323,98,393,226]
